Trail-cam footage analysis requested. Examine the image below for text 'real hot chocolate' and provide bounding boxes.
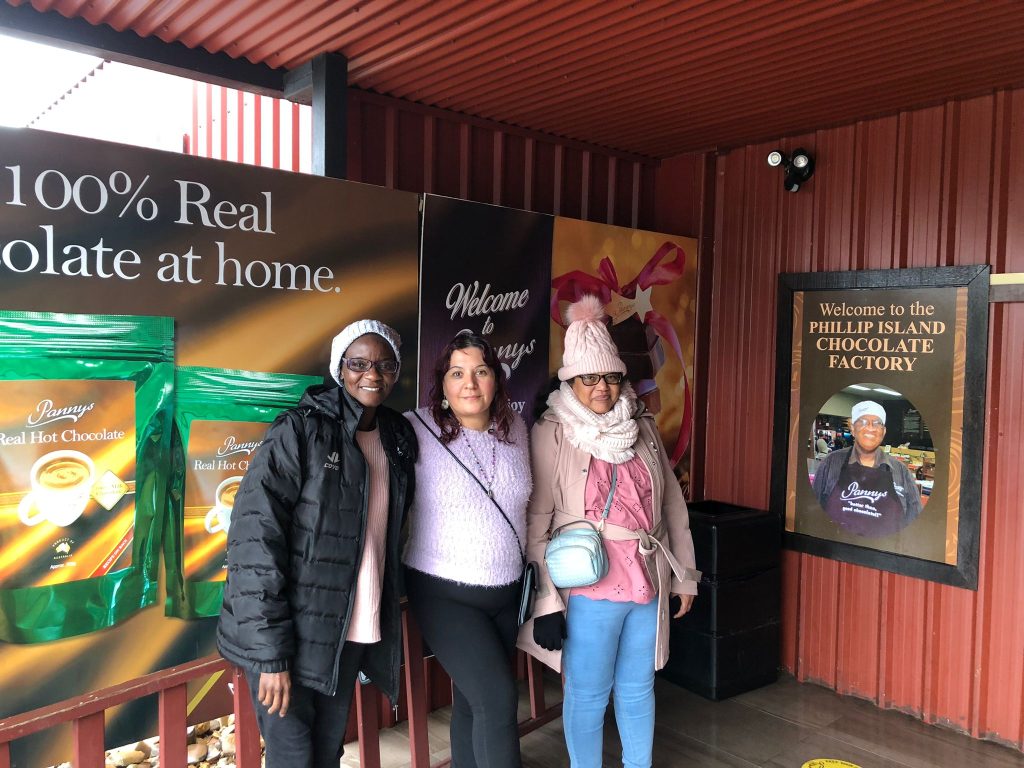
[164,366,319,620]
[0,310,174,644]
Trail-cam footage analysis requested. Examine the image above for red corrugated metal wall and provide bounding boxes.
[656,87,1024,749]
[348,90,656,227]
[189,84,657,229]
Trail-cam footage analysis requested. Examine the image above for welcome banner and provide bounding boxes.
[772,267,988,588]
[0,126,420,764]
[418,196,552,421]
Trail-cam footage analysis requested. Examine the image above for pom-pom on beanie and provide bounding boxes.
[329,319,402,385]
[558,295,628,382]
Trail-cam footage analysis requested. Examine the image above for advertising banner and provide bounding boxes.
[418,195,552,420]
[549,218,699,491]
[0,311,173,645]
[0,126,420,763]
[771,267,989,588]
[164,367,320,620]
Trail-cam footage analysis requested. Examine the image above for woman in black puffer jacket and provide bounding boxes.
[217,319,417,768]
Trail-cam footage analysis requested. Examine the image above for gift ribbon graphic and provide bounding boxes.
[551,241,693,466]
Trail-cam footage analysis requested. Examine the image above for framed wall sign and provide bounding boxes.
[770,266,989,588]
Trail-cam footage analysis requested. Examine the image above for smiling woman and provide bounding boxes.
[402,331,532,768]
[810,397,925,538]
[338,334,399,427]
[518,293,699,768]
[216,318,418,768]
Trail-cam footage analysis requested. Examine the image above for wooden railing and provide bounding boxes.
[0,611,560,768]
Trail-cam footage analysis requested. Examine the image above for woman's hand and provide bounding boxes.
[533,612,567,651]
[672,593,695,618]
[258,671,291,717]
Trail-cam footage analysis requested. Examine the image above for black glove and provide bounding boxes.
[533,612,567,651]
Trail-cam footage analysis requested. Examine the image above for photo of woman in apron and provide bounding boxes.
[811,400,924,538]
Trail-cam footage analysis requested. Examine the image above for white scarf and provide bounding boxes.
[547,382,640,464]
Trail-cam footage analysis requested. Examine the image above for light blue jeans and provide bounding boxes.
[562,595,658,768]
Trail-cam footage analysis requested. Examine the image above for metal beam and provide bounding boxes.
[990,273,1024,303]
[311,53,348,179]
[0,2,284,96]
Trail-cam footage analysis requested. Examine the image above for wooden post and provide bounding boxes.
[158,684,188,767]
[526,654,546,719]
[232,666,262,768]
[355,681,381,768]
[72,711,105,768]
[402,611,431,768]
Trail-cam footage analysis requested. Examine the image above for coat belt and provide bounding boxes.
[550,511,701,583]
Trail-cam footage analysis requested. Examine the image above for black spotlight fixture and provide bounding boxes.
[766,147,815,192]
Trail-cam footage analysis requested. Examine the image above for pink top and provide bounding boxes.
[570,455,655,604]
[347,427,390,643]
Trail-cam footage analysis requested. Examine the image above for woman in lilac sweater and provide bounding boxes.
[403,332,531,768]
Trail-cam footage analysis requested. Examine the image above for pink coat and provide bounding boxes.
[517,410,699,672]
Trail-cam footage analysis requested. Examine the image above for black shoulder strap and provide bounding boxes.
[413,411,525,563]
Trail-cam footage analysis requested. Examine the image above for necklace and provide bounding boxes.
[462,428,497,497]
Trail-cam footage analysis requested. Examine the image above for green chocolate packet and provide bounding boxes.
[0,310,174,643]
[164,366,320,619]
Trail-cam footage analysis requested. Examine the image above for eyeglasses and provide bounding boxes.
[576,372,624,386]
[342,358,399,375]
[853,418,884,429]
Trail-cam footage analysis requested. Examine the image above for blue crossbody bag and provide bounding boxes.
[544,465,617,589]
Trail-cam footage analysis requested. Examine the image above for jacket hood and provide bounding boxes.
[299,383,344,415]
[299,382,366,432]
[299,383,410,447]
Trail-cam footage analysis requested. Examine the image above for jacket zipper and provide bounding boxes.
[329,433,370,697]
[384,439,405,706]
[368,428,404,706]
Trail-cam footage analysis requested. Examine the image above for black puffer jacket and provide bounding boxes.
[217,384,417,700]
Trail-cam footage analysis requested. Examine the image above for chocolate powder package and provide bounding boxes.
[164,366,319,619]
[0,310,174,643]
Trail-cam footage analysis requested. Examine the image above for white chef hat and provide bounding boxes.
[851,400,886,425]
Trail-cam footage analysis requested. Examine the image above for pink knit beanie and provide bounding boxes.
[558,295,628,381]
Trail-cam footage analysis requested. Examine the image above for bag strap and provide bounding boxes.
[413,411,525,564]
[599,464,617,530]
[552,462,614,540]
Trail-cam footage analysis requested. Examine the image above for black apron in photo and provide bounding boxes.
[824,460,906,538]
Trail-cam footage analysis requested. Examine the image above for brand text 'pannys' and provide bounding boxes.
[27,399,95,428]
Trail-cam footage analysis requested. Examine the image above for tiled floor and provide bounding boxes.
[346,673,1024,768]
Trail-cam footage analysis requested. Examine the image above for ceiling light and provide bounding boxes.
[766,147,816,192]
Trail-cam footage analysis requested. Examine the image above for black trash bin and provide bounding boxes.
[659,500,782,700]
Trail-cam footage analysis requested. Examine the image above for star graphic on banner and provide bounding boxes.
[606,284,654,325]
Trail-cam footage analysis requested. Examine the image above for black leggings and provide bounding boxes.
[405,567,522,768]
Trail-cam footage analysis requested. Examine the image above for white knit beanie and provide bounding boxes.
[558,295,627,381]
[329,319,402,385]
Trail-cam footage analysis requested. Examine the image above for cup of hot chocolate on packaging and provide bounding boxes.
[20,450,97,527]
[204,475,242,533]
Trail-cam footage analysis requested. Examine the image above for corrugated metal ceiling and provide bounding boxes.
[8,0,1024,158]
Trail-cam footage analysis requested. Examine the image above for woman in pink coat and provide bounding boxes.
[518,295,700,768]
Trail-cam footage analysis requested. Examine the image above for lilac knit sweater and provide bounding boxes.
[402,408,532,586]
